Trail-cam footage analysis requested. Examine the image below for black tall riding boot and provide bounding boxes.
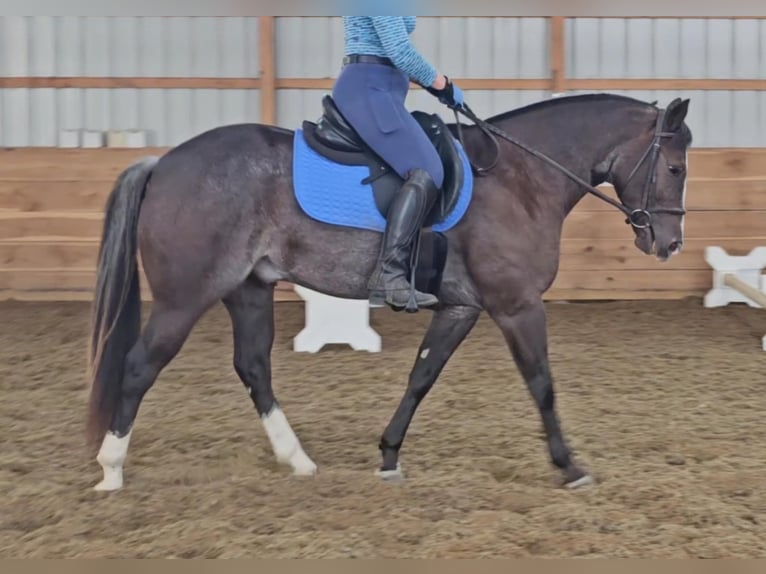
[368,168,440,310]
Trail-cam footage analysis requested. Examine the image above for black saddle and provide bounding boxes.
[301,95,465,227]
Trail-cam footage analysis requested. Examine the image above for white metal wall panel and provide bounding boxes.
[567,18,766,79]
[274,17,549,80]
[0,88,261,146]
[2,17,766,147]
[275,17,345,79]
[0,16,262,147]
[568,89,766,148]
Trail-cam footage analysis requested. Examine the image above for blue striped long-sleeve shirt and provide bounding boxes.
[342,16,438,87]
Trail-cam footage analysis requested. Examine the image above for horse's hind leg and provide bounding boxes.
[95,304,201,491]
[488,298,594,488]
[377,305,480,480]
[222,276,317,476]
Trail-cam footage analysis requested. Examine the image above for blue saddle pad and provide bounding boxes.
[292,129,474,233]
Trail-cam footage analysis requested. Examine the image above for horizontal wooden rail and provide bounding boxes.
[0,77,263,89]
[3,77,766,92]
[566,78,766,91]
[0,77,552,91]
[275,78,554,90]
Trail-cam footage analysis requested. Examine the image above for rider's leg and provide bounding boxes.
[367,168,440,309]
[333,62,445,309]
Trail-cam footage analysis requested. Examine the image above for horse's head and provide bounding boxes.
[608,97,692,261]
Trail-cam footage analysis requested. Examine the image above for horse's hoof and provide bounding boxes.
[93,477,123,492]
[376,463,404,483]
[93,466,123,491]
[290,455,318,476]
[565,474,596,489]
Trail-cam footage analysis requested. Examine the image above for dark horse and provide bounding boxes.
[86,93,692,491]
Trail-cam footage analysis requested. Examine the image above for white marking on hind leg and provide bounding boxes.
[565,474,596,489]
[376,462,405,482]
[94,429,133,491]
[262,407,317,476]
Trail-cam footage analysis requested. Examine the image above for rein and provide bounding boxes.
[450,102,682,230]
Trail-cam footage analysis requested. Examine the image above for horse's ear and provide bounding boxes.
[664,98,690,132]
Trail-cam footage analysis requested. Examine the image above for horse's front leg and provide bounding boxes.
[377,305,480,480]
[489,298,594,488]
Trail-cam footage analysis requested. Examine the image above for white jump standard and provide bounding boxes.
[293,286,382,353]
[703,245,766,351]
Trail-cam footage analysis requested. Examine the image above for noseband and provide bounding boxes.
[451,103,685,232]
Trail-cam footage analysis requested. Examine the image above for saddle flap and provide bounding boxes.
[302,120,370,167]
[411,111,465,225]
[313,95,367,153]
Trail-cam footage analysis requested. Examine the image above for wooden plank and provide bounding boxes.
[543,288,700,301]
[0,288,301,303]
[0,241,304,294]
[0,213,104,241]
[566,78,766,92]
[5,76,762,92]
[0,269,148,299]
[275,78,553,90]
[576,180,766,212]
[3,178,766,214]
[0,267,703,303]
[548,268,711,294]
[561,210,766,240]
[687,149,766,180]
[1,209,764,244]
[0,77,262,89]
[3,237,760,276]
[557,237,766,271]
[508,149,766,184]
[0,241,99,269]
[3,148,764,183]
[258,17,277,125]
[0,269,299,302]
[0,148,170,182]
[0,181,112,212]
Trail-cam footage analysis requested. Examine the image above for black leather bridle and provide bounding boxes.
[450,102,686,232]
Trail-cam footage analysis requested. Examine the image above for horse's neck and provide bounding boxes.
[487,101,650,214]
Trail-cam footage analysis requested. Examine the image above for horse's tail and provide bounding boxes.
[86,155,159,448]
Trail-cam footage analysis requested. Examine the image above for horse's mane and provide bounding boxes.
[485,93,657,124]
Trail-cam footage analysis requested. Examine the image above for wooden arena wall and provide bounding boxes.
[1,16,765,302]
[1,146,764,302]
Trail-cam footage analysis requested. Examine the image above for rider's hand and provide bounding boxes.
[426,75,464,109]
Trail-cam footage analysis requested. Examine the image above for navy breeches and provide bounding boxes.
[332,62,445,189]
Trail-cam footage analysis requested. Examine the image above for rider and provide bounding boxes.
[332,16,464,311]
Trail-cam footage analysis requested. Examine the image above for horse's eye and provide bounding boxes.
[668,165,684,176]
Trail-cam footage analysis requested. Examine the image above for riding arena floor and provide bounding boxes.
[1,297,764,558]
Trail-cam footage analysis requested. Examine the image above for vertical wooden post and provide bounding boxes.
[550,16,566,95]
[259,16,277,125]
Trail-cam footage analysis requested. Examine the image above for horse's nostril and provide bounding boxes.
[669,241,682,254]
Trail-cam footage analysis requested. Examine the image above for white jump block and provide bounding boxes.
[81,130,105,148]
[292,286,381,353]
[58,129,81,148]
[704,246,766,308]
[107,130,148,148]
[704,246,766,351]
